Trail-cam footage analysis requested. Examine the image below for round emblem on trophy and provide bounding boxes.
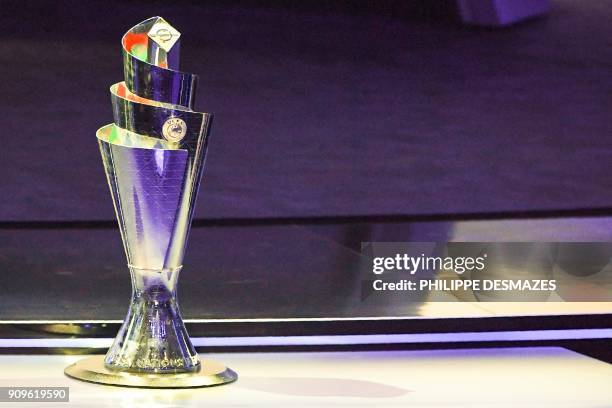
[162,117,187,142]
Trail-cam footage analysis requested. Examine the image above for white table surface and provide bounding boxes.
[0,347,610,407]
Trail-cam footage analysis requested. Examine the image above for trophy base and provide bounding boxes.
[64,356,237,388]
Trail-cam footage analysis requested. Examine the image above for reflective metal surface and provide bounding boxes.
[102,17,212,272]
[121,16,196,107]
[91,17,219,377]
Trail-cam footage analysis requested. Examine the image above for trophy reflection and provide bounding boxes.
[64,17,237,388]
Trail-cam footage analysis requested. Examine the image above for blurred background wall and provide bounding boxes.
[1,0,611,221]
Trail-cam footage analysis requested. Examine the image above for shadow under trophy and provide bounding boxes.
[64,17,237,388]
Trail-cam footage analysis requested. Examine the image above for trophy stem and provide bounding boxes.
[104,266,200,373]
[65,264,237,388]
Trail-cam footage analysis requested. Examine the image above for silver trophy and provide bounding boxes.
[65,17,237,388]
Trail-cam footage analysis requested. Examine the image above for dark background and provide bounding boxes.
[1,0,611,222]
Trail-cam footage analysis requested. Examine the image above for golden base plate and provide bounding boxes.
[64,356,237,388]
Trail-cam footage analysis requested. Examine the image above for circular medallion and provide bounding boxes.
[162,117,187,142]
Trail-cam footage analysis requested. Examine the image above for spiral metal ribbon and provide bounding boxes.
[97,16,212,272]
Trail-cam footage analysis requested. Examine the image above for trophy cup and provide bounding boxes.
[64,17,237,388]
